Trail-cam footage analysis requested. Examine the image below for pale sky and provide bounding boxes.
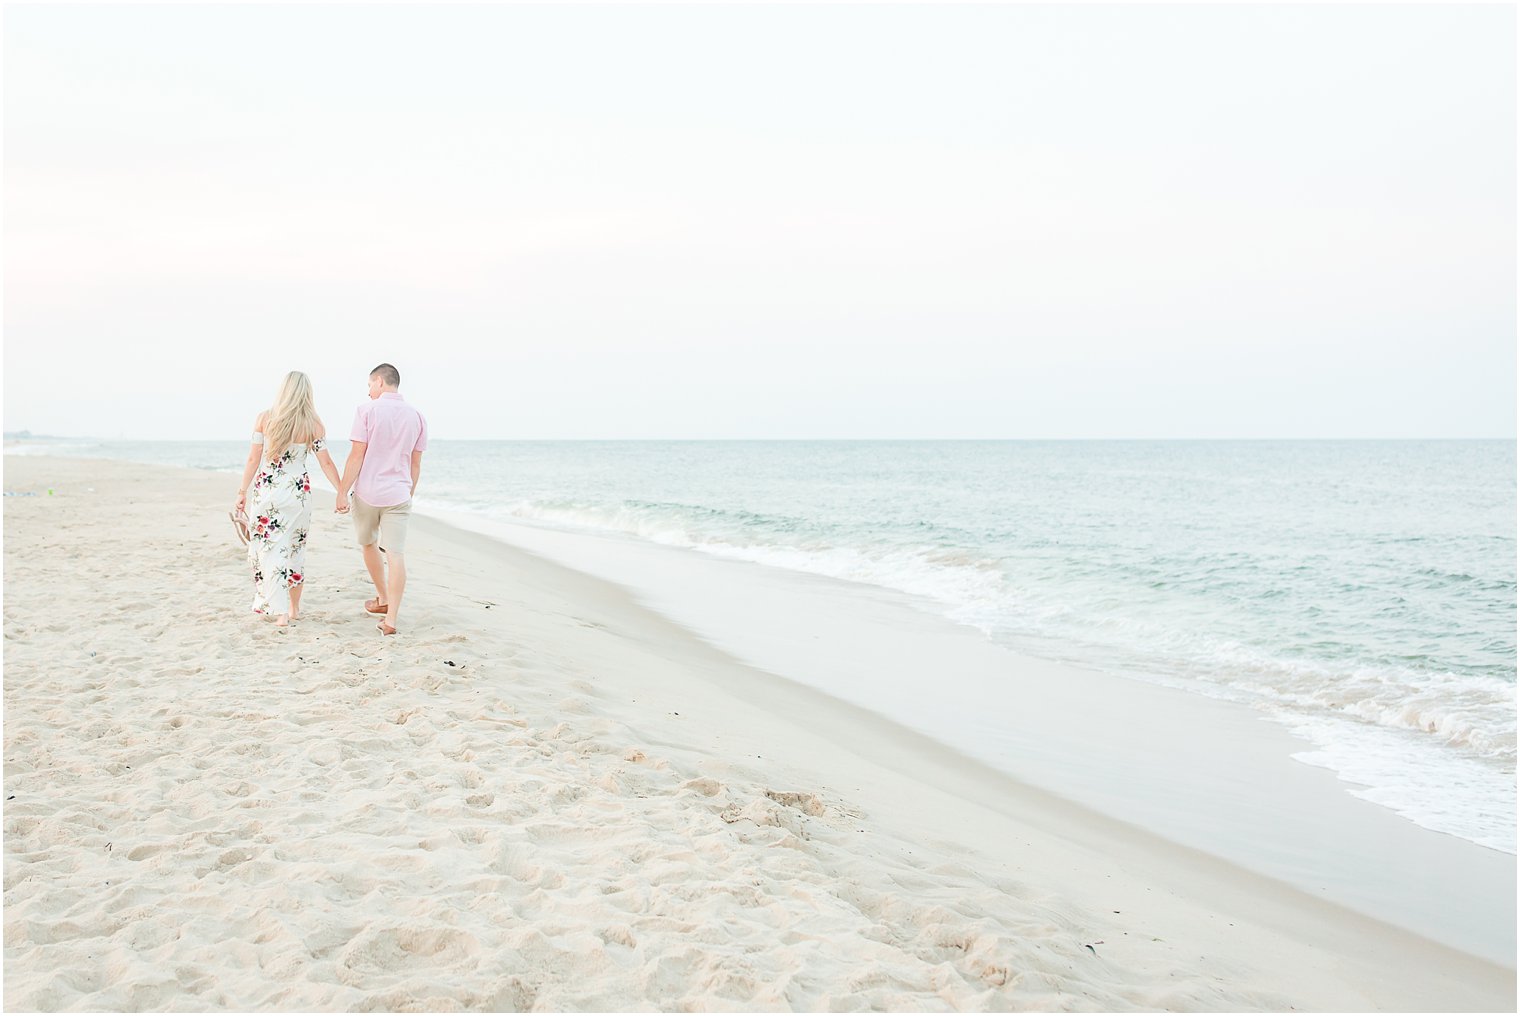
[4,3,1515,440]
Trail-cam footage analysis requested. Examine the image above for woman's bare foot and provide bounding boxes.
[274,613,291,627]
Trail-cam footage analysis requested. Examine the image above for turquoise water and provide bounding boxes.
[14,438,1515,851]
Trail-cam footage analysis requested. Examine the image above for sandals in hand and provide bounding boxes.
[230,508,251,546]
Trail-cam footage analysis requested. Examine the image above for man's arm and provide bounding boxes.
[340,441,367,499]
[410,450,423,498]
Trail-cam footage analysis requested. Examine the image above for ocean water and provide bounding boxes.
[11,437,1515,853]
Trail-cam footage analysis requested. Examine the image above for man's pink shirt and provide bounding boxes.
[350,392,428,507]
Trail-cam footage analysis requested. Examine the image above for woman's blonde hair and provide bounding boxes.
[262,371,320,457]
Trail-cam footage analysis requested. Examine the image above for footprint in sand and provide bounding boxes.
[125,842,172,862]
[334,925,480,984]
[764,790,826,816]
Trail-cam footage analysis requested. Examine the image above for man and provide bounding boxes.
[339,362,428,635]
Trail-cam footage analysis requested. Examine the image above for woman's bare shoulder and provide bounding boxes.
[253,411,268,431]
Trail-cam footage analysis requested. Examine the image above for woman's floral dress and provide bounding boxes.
[248,436,323,613]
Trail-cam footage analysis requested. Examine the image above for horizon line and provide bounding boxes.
[5,434,1517,444]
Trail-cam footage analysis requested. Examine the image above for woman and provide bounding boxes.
[234,371,349,626]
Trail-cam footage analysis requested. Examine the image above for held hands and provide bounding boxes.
[239,486,349,514]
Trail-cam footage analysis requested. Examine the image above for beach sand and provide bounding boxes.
[3,456,1513,1012]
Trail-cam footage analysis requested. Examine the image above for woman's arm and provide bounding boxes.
[235,413,266,511]
[312,421,348,512]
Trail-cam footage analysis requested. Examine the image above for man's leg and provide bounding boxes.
[383,551,406,629]
[362,543,387,605]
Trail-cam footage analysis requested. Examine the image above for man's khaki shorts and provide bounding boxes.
[351,495,412,554]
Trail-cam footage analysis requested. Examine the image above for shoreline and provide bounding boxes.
[3,456,1514,1011]
[7,439,1514,857]
[422,503,1516,964]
